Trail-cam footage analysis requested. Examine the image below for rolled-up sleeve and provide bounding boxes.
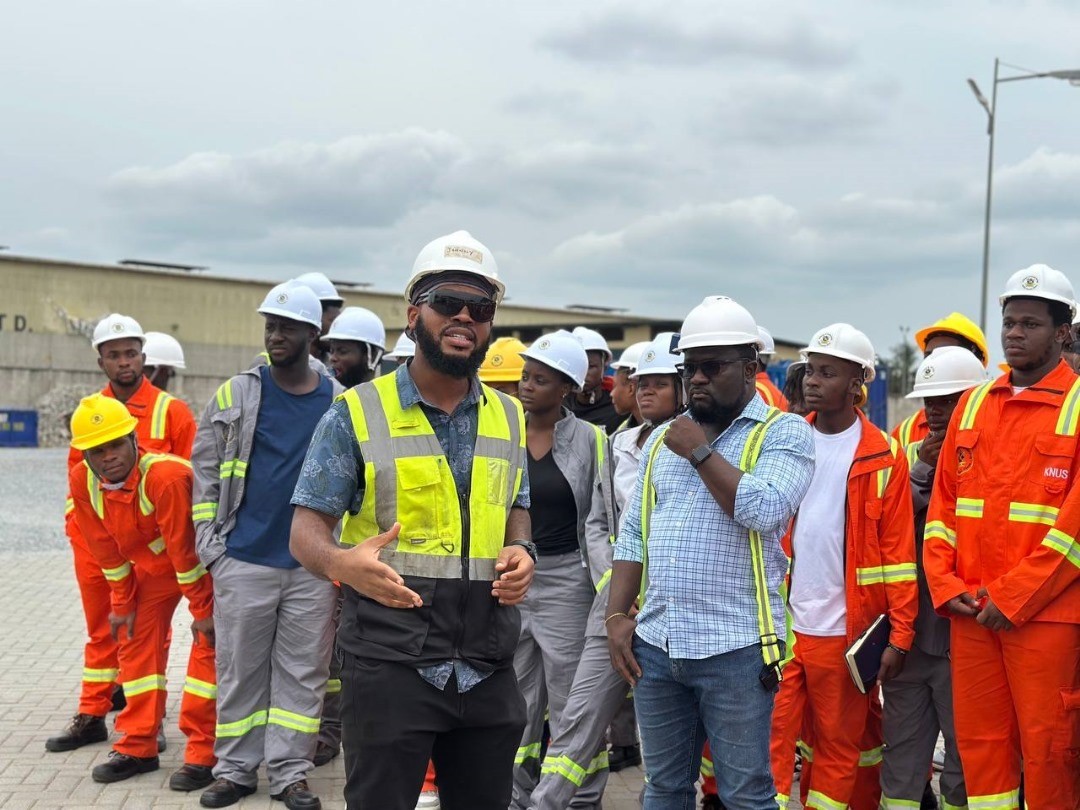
[291,401,364,519]
[733,415,815,535]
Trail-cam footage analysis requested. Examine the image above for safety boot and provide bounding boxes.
[271,779,321,809]
[170,763,215,792]
[91,751,160,783]
[45,713,108,752]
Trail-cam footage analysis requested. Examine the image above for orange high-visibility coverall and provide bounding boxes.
[891,408,929,469]
[925,360,1080,809]
[755,372,790,412]
[771,409,917,810]
[70,450,215,764]
[65,377,196,716]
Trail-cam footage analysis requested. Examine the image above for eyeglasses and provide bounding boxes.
[421,291,497,323]
[678,357,752,379]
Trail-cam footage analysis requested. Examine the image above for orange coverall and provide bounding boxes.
[891,408,929,468]
[771,409,917,810]
[70,451,215,764]
[755,372,790,411]
[65,376,196,717]
[925,360,1080,808]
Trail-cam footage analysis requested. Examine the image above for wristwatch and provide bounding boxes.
[689,444,714,469]
[507,539,538,563]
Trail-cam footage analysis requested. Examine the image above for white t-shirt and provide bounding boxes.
[789,418,862,637]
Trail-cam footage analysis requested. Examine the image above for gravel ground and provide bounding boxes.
[0,447,69,552]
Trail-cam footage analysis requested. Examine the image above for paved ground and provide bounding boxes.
[0,448,649,809]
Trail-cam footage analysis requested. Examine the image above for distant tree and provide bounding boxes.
[886,327,919,397]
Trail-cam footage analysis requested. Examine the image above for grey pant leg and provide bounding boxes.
[881,646,946,804]
[265,565,336,793]
[512,597,548,810]
[926,648,967,807]
[531,634,627,810]
[211,556,280,788]
[608,693,638,747]
[317,588,343,752]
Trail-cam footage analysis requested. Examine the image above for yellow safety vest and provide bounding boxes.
[339,373,526,580]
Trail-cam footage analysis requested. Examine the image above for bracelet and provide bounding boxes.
[887,643,908,656]
[604,612,629,625]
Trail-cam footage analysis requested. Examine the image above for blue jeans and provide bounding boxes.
[633,638,778,810]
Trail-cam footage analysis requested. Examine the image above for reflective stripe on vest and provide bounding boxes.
[215,380,235,410]
[339,374,525,579]
[149,392,174,441]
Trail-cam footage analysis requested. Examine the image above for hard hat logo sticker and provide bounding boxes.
[492,355,504,366]
[922,366,935,379]
[112,323,125,333]
[538,339,551,350]
[643,350,656,362]
[277,293,289,304]
[91,414,105,425]
[1022,275,1039,290]
[817,333,833,347]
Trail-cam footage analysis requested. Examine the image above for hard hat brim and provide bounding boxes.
[71,418,138,451]
[800,348,876,383]
[257,306,322,329]
[906,382,981,399]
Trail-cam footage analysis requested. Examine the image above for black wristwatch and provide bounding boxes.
[507,539,538,563]
[689,444,714,469]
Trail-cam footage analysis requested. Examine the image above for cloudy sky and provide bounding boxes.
[5,0,1080,361]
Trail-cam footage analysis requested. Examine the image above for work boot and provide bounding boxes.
[170,763,215,792]
[200,777,257,808]
[91,751,160,783]
[271,779,322,809]
[157,724,167,753]
[110,685,126,713]
[45,713,108,752]
[608,744,642,772]
[313,740,339,766]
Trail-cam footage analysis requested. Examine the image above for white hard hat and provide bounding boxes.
[295,271,344,304]
[385,332,416,360]
[143,332,186,369]
[404,230,505,304]
[323,307,386,349]
[611,341,651,371]
[801,323,877,383]
[999,264,1077,319]
[757,326,776,355]
[906,346,986,399]
[521,330,589,390]
[676,296,762,353]
[92,314,146,349]
[257,280,323,328]
[632,333,681,378]
[571,326,613,363]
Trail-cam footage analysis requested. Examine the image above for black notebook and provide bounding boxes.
[844,613,891,694]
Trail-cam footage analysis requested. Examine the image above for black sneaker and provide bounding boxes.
[608,744,642,773]
[110,685,126,713]
[170,763,215,792]
[313,741,340,767]
[200,777,257,808]
[271,779,322,809]
[91,751,160,783]
[45,714,108,752]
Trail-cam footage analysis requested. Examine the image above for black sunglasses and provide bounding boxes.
[421,291,497,323]
[678,357,753,379]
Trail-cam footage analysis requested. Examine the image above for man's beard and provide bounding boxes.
[336,364,373,388]
[413,318,490,379]
[688,397,739,425]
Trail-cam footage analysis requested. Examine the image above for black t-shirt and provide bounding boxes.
[565,389,623,434]
[527,449,580,557]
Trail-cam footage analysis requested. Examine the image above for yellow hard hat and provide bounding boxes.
[70,394,138,451]
[479,337,527,383]
[913,313,988,368]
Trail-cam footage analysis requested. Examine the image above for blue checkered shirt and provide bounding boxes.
[614,396,814,659]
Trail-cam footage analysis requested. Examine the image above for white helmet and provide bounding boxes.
[757,326,776,355]
[906,346,987,399]
[571,326,613,363]
[611,341,650,371]
[257,280,323,328]
[521,330,589,390]
[92,313,146,349]
[295,271,344,304]
[999,263,1077,319]
[385,332,416,360]
[676,296,762,353]
[404,230,505,304]
[801,323,877,383]
[632,332,681,378]
[143,332,186,369]
[323,307,386,349]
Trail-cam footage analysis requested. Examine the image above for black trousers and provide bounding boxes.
[341,653,526,810]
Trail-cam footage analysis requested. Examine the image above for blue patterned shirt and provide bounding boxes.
[614,395,814,660]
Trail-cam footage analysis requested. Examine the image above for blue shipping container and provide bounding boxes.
[0,410,38,447]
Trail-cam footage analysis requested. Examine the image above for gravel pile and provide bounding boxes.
[36,384,99,448]
[0,447,69,552]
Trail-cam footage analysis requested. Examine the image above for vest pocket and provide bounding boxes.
[396,456,444,545]
[484,457,510,505]
[353,580,436,656]
[1029,433,1075,494]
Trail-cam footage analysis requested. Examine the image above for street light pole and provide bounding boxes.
[967,60,1080,335]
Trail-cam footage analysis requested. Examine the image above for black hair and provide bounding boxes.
[924,330,986,365]
[1002,297,1072,328]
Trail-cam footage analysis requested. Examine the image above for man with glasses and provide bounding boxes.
[289,231,536,810]
[606,296,814,809]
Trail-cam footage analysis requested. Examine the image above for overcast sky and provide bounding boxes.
[5,0,1080,362]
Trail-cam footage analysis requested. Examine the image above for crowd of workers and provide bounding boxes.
[45,228,1080,810]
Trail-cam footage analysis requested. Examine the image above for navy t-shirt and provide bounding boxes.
[226,365,334,569]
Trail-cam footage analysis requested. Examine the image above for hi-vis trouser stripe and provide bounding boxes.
[956,498,984,519]
[267,707,320,733]
[515,742,542,765]
[123,673,167,697]
[1042,528,1080,569]
[856,563,917,586]
[183,676,217,700]
[217,710,267,738]
[539,751,609,787]
[177,562,208,585]
[215,380,235,410]
[83,667,119,683]
[192,502,217,521]
[966,788,1020,809]
[102,562,132,582]
[925,520,956,547]
[880,797,922,809]
[805,788,846,810]
[149,392,174,441]
[219,459,248,479]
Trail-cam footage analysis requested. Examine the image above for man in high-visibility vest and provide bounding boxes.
[66,394,215,788]
[48,313,197,754]
[290,231,536,810]
[925,264,1080,808]
[754,326,789,411]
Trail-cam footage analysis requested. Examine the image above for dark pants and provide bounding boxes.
[341,653,526,810]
